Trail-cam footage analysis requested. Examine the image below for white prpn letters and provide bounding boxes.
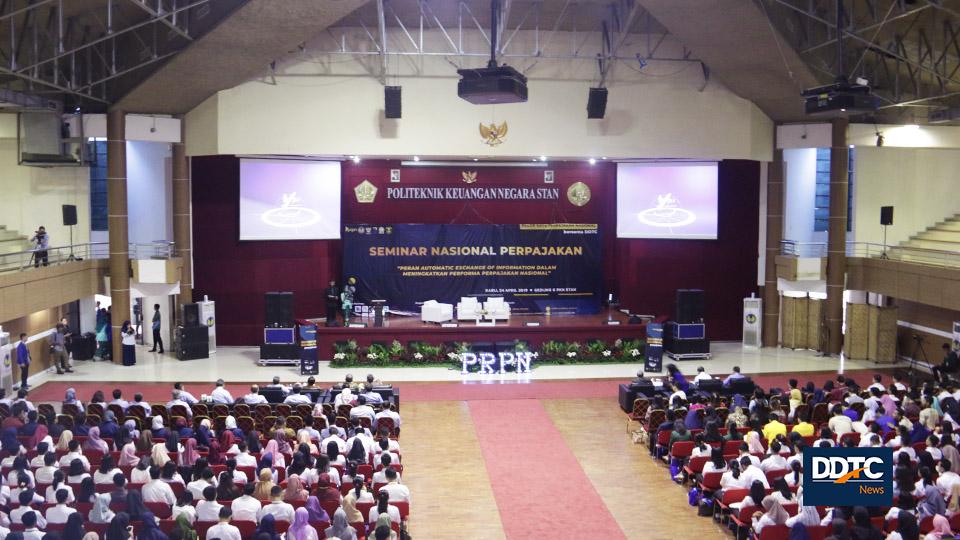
[460,351,535,374]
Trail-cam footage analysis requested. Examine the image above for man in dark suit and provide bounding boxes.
[935,343,960,382]
[324,280,340,325]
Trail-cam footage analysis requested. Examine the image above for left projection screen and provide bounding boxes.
[239,159,341,240]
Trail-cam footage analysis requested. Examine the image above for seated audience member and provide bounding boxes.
[693,366,713,386]
[231,482,262,522]
[267,376,290,394]
[207,507,243,540]
[759,441,787,472]
[59,439,91,470]
[45,488,76,524]
[368,490,401,526]
[361,384,384,405]
[751,495,788,535]
[286,507,319,540]
[326,508,359,540]
[258,485,296,523]
[171,491,197,525]
[197,485,223,522]
[142,465,176,505]
[722,366,746,387]
[166,390,193,419]
[211,378,235,404]
[243,385,269,405]
[379,468,410,502]
[349,396,376,423]
[762,411,787,443]
[283,385,312,405]
[335,388,357,407]
[12,490,47,528]
[173,382,198,404]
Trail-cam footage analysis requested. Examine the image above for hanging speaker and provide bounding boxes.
[385,86,402,119]
[880,206,894,226]
[62,204,77,226]
[587,87,608,119]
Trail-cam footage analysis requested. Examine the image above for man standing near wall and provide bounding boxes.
[149,304,164,354]
[48,324,72,375]
[16,334,29,389]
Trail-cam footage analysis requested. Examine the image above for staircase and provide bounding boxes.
[0,225,32,255]
[888,213,960,266]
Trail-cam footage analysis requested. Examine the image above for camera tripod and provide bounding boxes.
[907,334,928,385]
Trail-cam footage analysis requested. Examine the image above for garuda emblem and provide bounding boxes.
[479,121,508,146]
[462,171,478,183]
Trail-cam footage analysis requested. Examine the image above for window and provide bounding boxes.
[88,140,108,231]
[813,147,854,232]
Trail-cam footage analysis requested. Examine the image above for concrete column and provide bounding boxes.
[107,110,130,363]
[824,117,849,355]
[762,143,784,347]
[172,121,193,308]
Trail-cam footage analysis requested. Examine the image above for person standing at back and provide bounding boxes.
[31,226,48,267]
[149,304,164,354]
[48,324,72,374]
[16,333,30,389]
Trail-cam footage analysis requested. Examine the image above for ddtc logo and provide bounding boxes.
[803,447,892,507]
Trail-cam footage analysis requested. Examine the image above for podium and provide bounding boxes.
[371,299,386,327]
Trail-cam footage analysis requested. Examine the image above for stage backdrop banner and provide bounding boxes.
[342,224,602,315]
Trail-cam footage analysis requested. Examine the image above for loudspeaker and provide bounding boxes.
[181,304,200,328]
[587,87,608,119]
[880,206,894,226]
[676,289,704,324]
[265,292,294,327]
[62,204,77,226]
[176,326,208,361]
[259,343,300,360]
[177,326,208,343]
[665,338,709,355]
[385,86,402,119]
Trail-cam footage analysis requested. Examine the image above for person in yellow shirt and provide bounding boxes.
[791,410,815,437]
[762,412,787,443]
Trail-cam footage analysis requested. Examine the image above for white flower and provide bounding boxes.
[531,352,539,358]
[602,350,612,357]
[413,352,424,360]
[447,352,459,359]
[614,339,623,347]
[367,353,378,360]
[566,351,576,358]
[630,348,640,357]
[333,353,345,360]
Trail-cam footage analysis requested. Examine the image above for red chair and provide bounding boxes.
[235,520,257,537]
[757,524,790,540]
[684,455,710,476]
[351,521,367,539]
[320,499,340,521]
[393,500,409,521]
[275,520,291,534]
[357,501,375,522]
[159,519,177,534]
[145,501,172,519]
[670,441,695,461]
[194,520,217,538]
[730,504,759,537]
[700,471,723,492]
[764,469,789,484]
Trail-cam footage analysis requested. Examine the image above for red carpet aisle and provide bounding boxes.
[469,399,626,539]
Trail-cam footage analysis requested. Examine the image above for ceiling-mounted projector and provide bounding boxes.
[802,80,879,116]
[457,63,528,104]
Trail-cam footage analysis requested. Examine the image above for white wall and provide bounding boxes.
[126,141,173,244]
[853,147,960,245]
[186,28,773,161]
[783,148,822,244]
[0,116,90,249]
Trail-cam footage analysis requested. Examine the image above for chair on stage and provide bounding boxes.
[483,297,510,321]
[456,297,482,320]
[420,300,453,323]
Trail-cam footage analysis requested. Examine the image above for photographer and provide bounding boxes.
[934,342,959,383]
[31,226,49,267]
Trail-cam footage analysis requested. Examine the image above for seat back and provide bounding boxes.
[758,525,791,540]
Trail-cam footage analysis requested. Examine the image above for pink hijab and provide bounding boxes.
[84,426,109,453]
[880,394,898,416]
[119,442,140,467]
[181,438,200,467]
[930,514,953,539]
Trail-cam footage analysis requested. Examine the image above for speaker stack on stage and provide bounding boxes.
[260,292,300,366]
[664,289,711,360]
[176,303,209,361]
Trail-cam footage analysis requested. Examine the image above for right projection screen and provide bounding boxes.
[616,162,719,239]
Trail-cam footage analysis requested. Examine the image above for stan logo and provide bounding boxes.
[354,180,378,204]
[637,192,697,228]
[566,182,591,207]
[260,192,322,228]
[803,447,892,506]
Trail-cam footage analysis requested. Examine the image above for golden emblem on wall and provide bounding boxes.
[462,171,478,184]
[567,182,591,207]
[354,179,378,203]
[479,121,508,146]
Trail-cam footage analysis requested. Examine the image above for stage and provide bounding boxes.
[312,310,651,357]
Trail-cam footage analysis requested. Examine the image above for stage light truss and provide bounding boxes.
[0,0,238,108]
[319,0,702,78]
[761,0,960,110]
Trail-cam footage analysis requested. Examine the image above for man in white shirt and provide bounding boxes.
[12,490,47,527]
[45,488,76,524]
[827,407,854,436]
[35,452,58,484]
[196,486,223,522]
[372,457,401,485]
[759,441,787,472]
[142,466,177,505]
[298,417,321,441]
[668,384,686,408]
[206,507,242,540]
[375,406,401,431]
[233,442,257,467]
[892,374,908,392]
[166,390,193,419]
[58,440,91,471]
[20,510,43,540]
[379,469,410,502]
[349,396,376,423]
[211,379,234,405]
[360,384,384,405]
[938,459,960,498]
[738,457,769,489]
[174,382,199,404]
[257,486,295,523]
[867,375,885,393]
[129,393,152,417]
[13,389,36,412]
[693,366,713,385]
[722,366,746,387]
[230,483,262,522]
[187,468,217,500]
[243,386,268,405]
[109,389,130,412]
[283,385,312,405]
[267,376,290,394]
[321,430,346,453]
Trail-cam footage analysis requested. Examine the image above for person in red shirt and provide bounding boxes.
[2,402,27,430]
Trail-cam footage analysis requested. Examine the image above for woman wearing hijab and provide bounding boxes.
[63,388,82,408]
[925,514,954,540]
[284,474,309,502]
[170,512,198,540]
[90,492,116,524]
[253,468,275,500]
[220,430,237,454]
[263,440,285,470]
[119,441,141,468]
[297,431,318,455]
[255,514,282,540]
[136,511,167,540]
[786,488,823,528]
[83,426,110,455]
[223,416,243,439]
[346,439,366,465]
[193,419,211,449]
[325,508,358,540]
[63,512,86,540]
[752,495,789,535]
[745,431,765,455]
[919,483,947,518]
[151,416,168,439]
[216,472,239,501]
[107,512,132,540]
[887,511,920,540]
[179,438,199,468]
[374,514,397,540]
[56,429,74,452]
[304,496,329,525]
[151,440,171,468]
[126,490,149,522]
[315,473,341,505]
[206,439,223,466]
[286,507,319,540]
[135,429,153,453]
[343,476,373,523]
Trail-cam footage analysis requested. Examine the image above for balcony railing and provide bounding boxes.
[780,240,960,268]
[0,241,175,273]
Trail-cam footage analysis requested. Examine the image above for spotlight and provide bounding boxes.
[473,158,478,162]
[601,156,607,160]
[588,158,596,165]
[848,144,854,149]
[539,156,547,162]
[352,156,361,163]
[413,156,420,162]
